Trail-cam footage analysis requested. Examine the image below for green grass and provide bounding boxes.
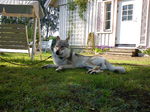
[0,53,150,112]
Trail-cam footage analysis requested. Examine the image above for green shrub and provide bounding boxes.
[143,48,150,55]
[94,46,110,54]
[43,36,56,41]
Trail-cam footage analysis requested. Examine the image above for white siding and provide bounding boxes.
[58,0,116,47]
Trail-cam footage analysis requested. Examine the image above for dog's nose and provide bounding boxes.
[56,50,59,55]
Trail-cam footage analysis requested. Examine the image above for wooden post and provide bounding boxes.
[31,18,38,60]
[25,25,31,57]
[38,18,42,60]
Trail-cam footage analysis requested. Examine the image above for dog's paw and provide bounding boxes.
[55,66,63,72]
[87,69,103,74]
[41,65,49,69]
[87,69,96,74]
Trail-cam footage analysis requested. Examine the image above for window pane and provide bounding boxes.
[106,3,111,11]
[128,4,133,10]
[123,5,127,10]
[128,16,132,20]
[122,16,127,21]
[122,11,127,15]
[105,21,110,29]
[128,10,133,15]
[122,4,133,21]
[106,12,111,20]
[104,2,112,30]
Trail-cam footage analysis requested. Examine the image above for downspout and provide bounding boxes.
[145,0,150,47]
[146,0,150,47]
[113,0,118,47]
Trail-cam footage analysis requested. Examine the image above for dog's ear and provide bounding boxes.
[66,36,70,42]
[56,36,60,41]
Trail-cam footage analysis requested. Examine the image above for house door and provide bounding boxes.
[116,0,139,47]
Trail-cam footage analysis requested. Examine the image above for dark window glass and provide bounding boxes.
[128,10,133,15]
[128,16,132,20]
[122,16,128,21]
[123,5,127,10]
[128,4,133,10]
[105,2,111,30]
[122,11,127,15]
[105,21,110,29]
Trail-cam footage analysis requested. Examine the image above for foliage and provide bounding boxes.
[143,48,150,55]
[0,53,150,111]
[68,0,77,11]
[38,0,59,38]
[0,0,59,39]
[68,0,88,20]
[75,0,88,20]
[95,46,111,54]
[42,36,56,41]
[27,25,34,41]
[1,16,31,25]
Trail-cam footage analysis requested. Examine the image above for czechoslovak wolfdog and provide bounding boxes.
[42,36,125,74]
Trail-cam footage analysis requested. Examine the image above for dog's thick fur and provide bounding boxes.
[42,37,125,74]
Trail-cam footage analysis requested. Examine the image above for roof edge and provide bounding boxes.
[44,0,58,8]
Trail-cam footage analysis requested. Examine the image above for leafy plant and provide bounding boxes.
[68,0,88,20]
[143,48,150,55]
[94,46,111,54]
[75,0,88,20]
[43,36,56,41]
[68,0,77,11]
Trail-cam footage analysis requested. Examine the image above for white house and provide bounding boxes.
[45,0,150,48]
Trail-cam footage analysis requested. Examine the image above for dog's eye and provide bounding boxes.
[60,46,65,49]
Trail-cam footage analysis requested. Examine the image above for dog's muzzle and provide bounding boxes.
[56,50,60,55]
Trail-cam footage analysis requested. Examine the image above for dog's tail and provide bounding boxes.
[105,60,125,73]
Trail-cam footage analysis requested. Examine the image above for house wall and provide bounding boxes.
[95,0,117,47]
[58,0,86,46]
[58,0,117,47]
[58,0,150,48]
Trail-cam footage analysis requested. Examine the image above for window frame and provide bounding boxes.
[96,0,113,33]
[104,1,112,32]
[121,4,134,22]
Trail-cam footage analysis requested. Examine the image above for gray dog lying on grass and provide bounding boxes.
[42,36,125,74]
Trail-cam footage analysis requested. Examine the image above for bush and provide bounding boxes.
[143,48,150,55]
[94,46,112,54]
[43,36,56,41]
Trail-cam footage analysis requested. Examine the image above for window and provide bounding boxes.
[122,4,133,21]
[104,2,112,30]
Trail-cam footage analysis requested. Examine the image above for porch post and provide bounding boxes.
[112,0,118,47]
[31,18,38,60]
[38,18,42,60]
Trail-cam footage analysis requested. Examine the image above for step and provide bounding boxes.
[107,48,135,56]
[106,52,133,56]
[109,48,135,52]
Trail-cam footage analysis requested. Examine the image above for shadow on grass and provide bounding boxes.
[0,58,150,112]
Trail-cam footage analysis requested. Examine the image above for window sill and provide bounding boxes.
[96,30,112,34]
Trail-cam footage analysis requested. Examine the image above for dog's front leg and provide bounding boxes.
[55,64,75,72]
[42,64,58,69]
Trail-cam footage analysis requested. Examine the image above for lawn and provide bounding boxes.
[0,53,150,112]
